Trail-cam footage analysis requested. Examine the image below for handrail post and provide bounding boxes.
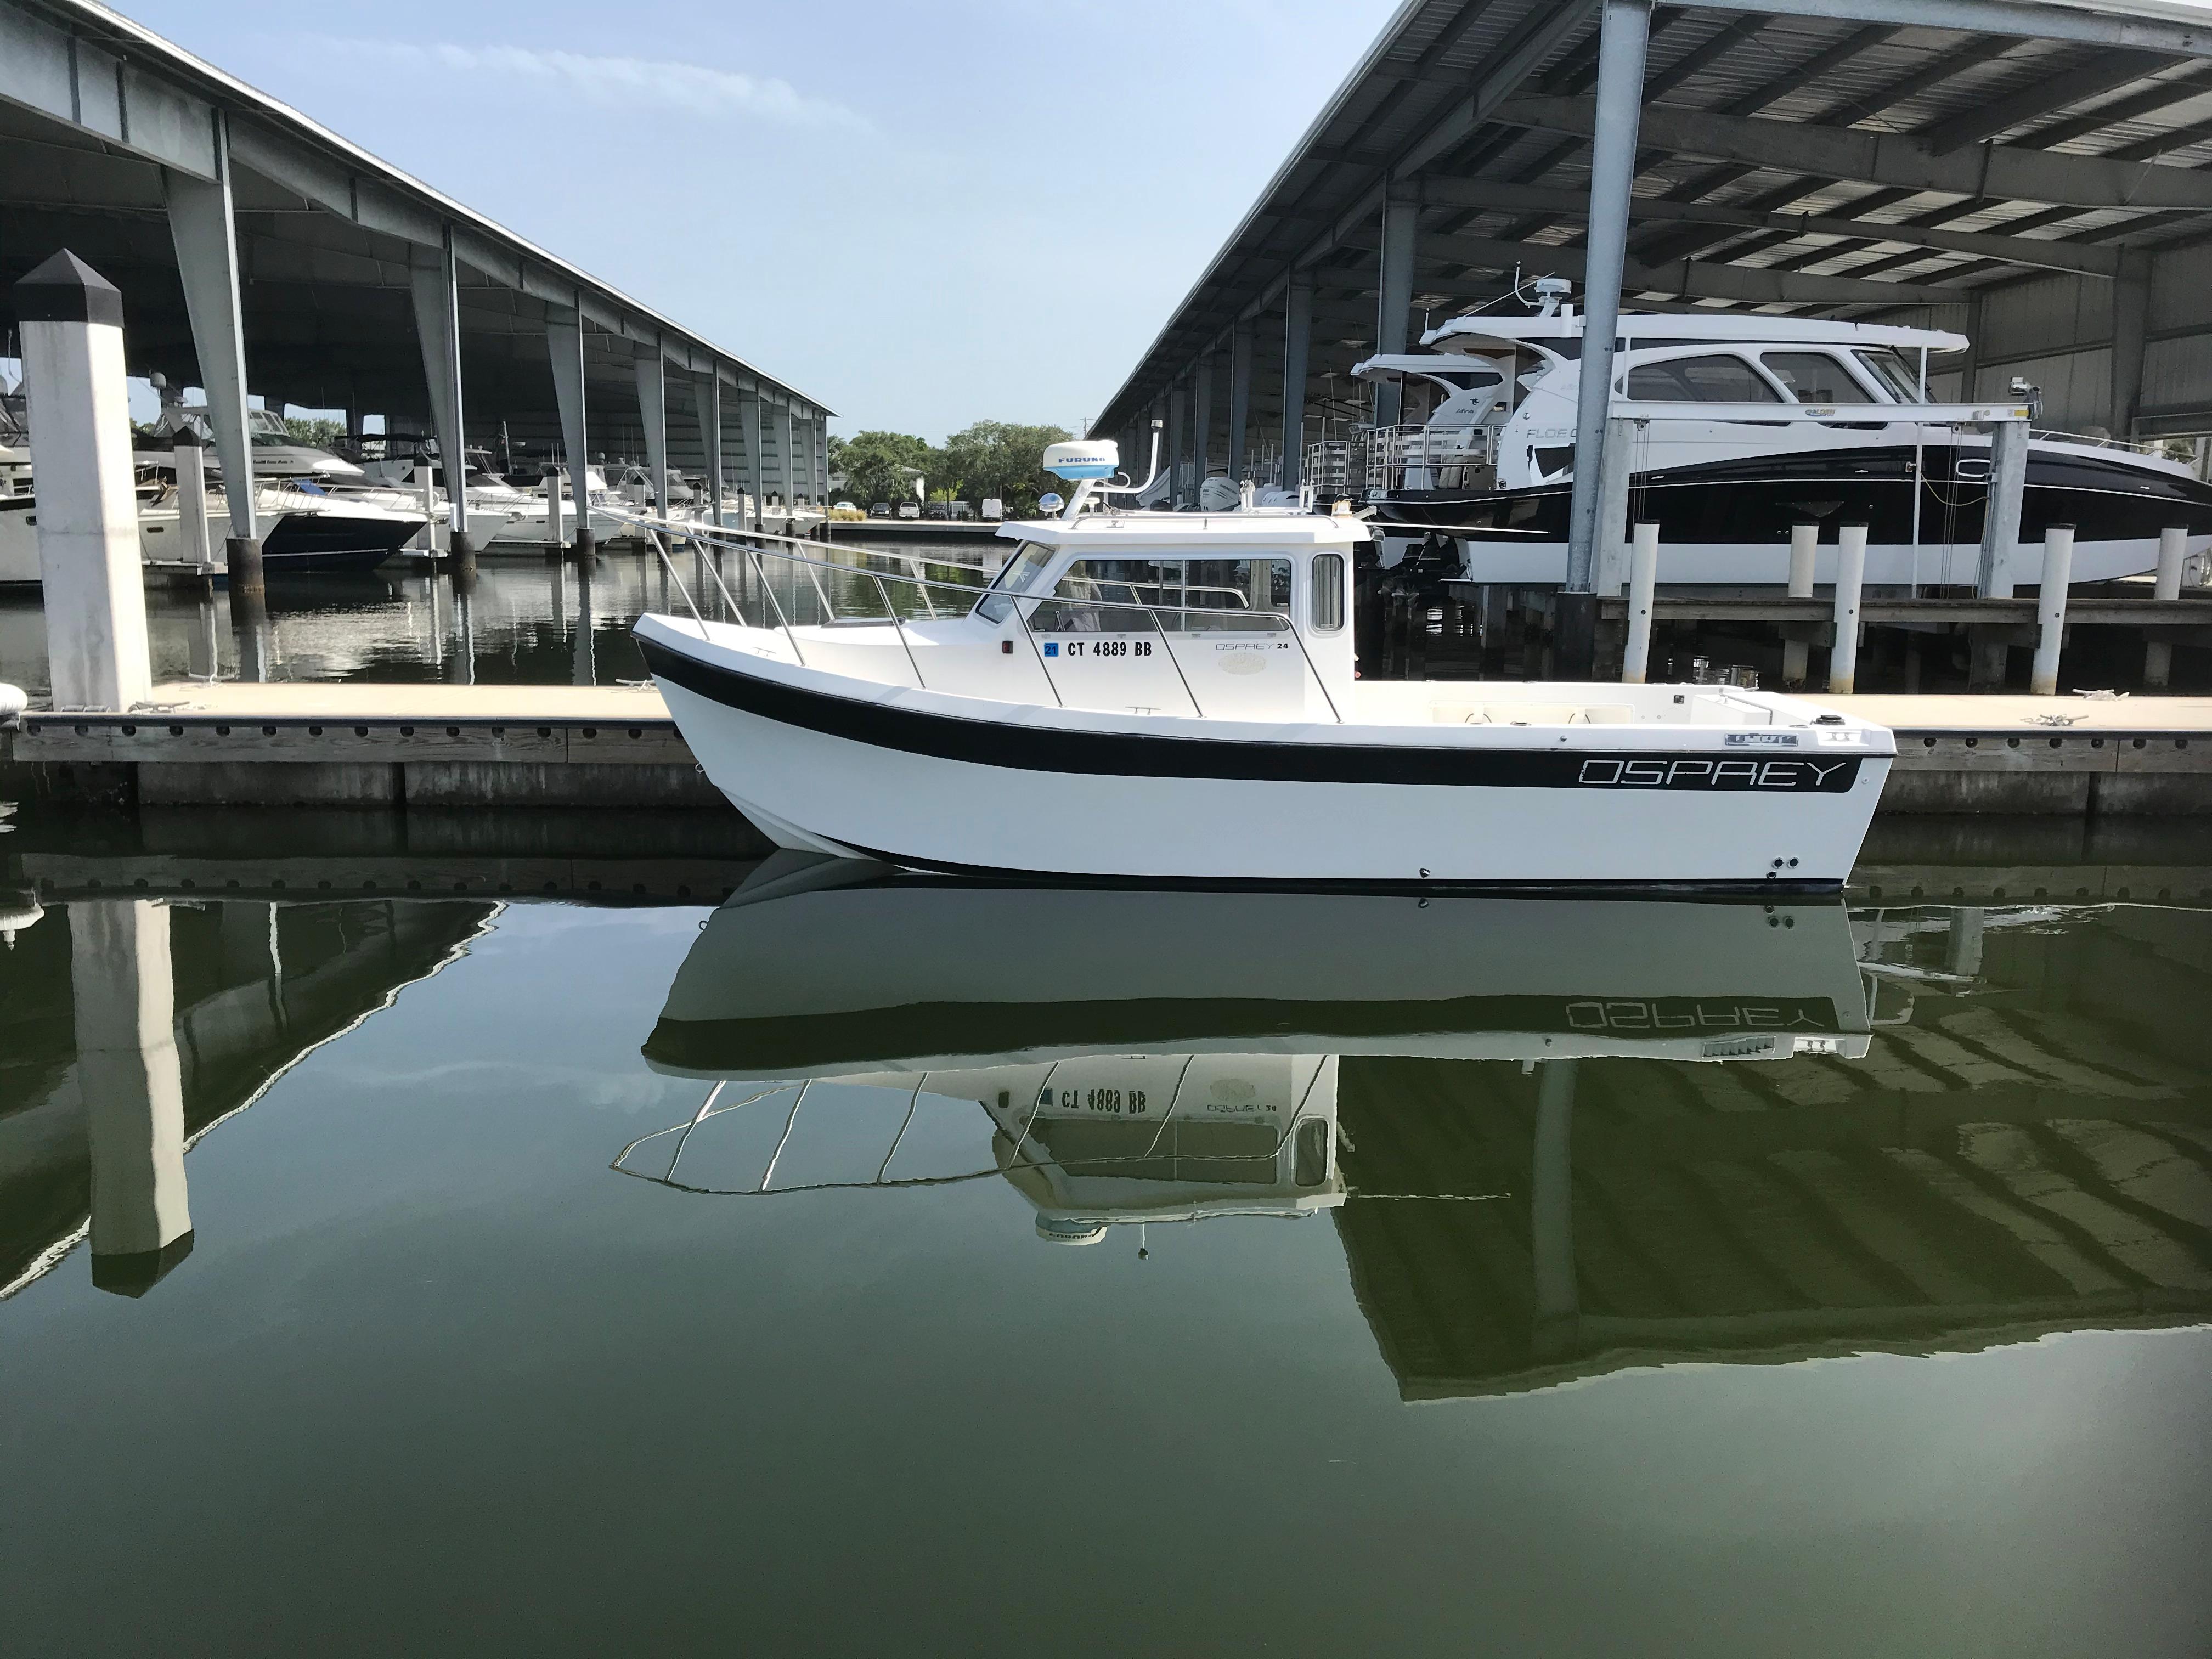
[872,573,926,691]
[1010,597,1065,708]
[1139,603,1207,718]
[748,547,808,667]
[645,527,704,627]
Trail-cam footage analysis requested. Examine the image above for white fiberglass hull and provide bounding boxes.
[635,615,1893,890]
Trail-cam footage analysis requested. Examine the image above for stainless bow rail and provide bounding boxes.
[603,506,1346,723]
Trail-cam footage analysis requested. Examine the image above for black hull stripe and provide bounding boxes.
[644,991,1845,1073]
[637,634,1864,792]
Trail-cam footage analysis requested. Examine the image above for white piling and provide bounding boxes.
[2030,523,2075,696]
[2146,525,2186,689]
[1783,521,1818,685]
[173,431,214,572]
[1829,523,1867,695]
[419,459,442,554]
[14,251,153,711]
[1621,521,1658,683]
[546,464,567,551]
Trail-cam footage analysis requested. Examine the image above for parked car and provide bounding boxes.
[945,501,974,521]
[980,498,1004,521]
[828,501,866,521]
[895,500,921,520]
[871,502,891,518]
[922,502,953,521]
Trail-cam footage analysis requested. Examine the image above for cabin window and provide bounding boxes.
[1311,553,1345,632]
[1762,353,1875,403]
[1626,354,1782,404]
[972,540,1056,622]
[1854,348,1923,402]
[1029,556,1290,634]
[1293,1118,1331,1188]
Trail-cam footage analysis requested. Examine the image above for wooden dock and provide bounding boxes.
[3,682,2209,817]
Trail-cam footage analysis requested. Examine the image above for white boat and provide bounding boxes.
[623,867,1870,1239]
[0,479,425,586]
[1351,288,2212,588]
[631,441,1894,890]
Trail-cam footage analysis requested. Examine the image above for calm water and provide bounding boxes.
[2,815,2208,1656]
[0,535,1008,697]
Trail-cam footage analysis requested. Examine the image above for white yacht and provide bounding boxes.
[632,441,1894,890]
[0,481,426,586]
[1351,291,2212,588]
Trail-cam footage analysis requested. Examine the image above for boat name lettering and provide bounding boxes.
[1567,999,1832,1031]
[1575,757,1852,789]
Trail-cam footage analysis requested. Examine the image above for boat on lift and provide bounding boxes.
[631,439,1894,890]
[1351,280,2212,588]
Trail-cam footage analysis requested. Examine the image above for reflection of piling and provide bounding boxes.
[75,898,193,1295]
[1782,521,1817,686]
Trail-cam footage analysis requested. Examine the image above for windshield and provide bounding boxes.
[974,541,1057,622]
[1854,348,1923,402]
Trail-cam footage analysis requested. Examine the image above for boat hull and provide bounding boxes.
[636,620,1891,891]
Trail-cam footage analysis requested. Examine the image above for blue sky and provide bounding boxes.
[110,0,1401,442]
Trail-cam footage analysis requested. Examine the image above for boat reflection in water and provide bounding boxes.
[634,858,1870,1250]
[639,862,2212,1393]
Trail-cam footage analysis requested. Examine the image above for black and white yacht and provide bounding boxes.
[1351,292,2212,588]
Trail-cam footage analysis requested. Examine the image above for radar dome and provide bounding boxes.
[1042,440,1119,481]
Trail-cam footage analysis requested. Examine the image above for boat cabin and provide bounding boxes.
[745,507,1369,721]
[1352,308,1974,493]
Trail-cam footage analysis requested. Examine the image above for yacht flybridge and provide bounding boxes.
[632,440,1893,889]
[1352,294,2212,588]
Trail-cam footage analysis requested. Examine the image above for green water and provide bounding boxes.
[2,841,2207,1656]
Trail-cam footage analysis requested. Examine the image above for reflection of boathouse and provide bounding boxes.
[0,898,493,1299]
[1335,906,2212,1398]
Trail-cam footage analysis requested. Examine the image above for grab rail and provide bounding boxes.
[608,506,1343,724]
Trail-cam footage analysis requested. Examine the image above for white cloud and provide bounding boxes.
[317,38,870,131]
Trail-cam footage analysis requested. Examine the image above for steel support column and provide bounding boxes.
[693,371,725,529]
[161,110,256,541]
[1281,275,1314,494]
[546,306,592,554]
[740,387,766,528]
[1167,382,1189,506]
[635,349,669,517]
[1561,0,1653,676]
[2111,249,2151,440]
[1228,321,1254,482]
[408,232,470,549]
[1193,352,1216,486]
[1373,191,1418,429]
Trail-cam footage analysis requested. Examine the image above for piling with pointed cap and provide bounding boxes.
[14,250,153,710]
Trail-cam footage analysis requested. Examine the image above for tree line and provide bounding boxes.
[830,420,1073,515]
